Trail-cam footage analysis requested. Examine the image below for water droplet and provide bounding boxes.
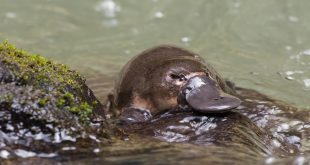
[93,148,100,153]
[61,146,76,151]
[303,49,310,56]
[303,79,310,88]
[271,139,281,148]
[37,153,57,158]
[181,37,191,43]
[124,50,131,54]
[5,124,14,131]
[0,150,10,159]
[14,149,36,158]
[265,157,275,164]
[154,11,164,18]
[89,134,101,142]
[280,123,290,130]
[285,71,294,76]
[5,12,16,19]
[288,16,299,22]
[285,76,294,80]
[285,46,292,51]
[95,0,121,18]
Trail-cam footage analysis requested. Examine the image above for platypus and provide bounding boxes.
[113,45,241,123]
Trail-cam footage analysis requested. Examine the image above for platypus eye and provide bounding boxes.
[169,73,179,80]
[170,73,187,81]
[179,74,187,81]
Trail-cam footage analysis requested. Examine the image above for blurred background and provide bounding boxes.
[0,0,309,109]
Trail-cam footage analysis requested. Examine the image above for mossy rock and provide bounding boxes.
[0,42,109,160]
[0,41,105,119]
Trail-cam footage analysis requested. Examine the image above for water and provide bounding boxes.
[1,0,310,164]
[0,0,309,108]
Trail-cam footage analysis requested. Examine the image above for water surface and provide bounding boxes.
[1,0,310,164]
[0,0,309,108]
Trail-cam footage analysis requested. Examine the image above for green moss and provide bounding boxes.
[3,93,13,102]
[0,41,96,121]
[79,102,93,118]
[63,92,74,103]
[56,98,65,107]
[37,98,47,107]
[92,100,98,106]
[56,92,74,107]
[67,102,93,121]
[0,41,82,89]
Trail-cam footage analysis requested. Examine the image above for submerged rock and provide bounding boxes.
[0,42,109,161]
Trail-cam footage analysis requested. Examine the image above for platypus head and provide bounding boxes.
[114,45,241,123]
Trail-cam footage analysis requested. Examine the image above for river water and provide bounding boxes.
[0,0,309,108]
[0,0,310,164]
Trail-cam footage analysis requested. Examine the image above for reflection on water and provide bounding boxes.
[1,0,310,164]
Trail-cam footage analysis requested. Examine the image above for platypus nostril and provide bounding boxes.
[183,87,192,95]
[186,87,192,90]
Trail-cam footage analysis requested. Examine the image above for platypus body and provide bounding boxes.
[107,45,309,161]
[114,46,241,123]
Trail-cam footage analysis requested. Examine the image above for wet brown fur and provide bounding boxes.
[114,45,235,114]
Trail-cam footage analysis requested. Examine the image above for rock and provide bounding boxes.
[0,42,109,160]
